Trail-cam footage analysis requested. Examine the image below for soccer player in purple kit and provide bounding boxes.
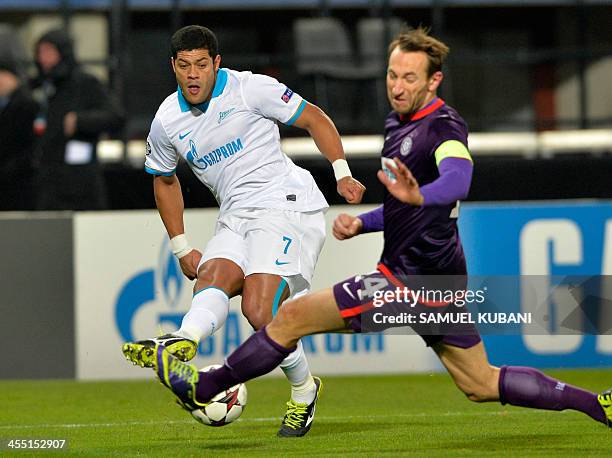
[147,27,612,430]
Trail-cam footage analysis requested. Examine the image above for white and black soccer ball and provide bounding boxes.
[189,364,248,427]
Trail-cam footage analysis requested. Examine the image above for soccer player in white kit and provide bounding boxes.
[122,25,365,436]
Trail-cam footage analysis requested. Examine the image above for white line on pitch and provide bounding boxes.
[0,410,546,430]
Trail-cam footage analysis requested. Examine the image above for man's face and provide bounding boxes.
[386,47,442,116]
[37,42,61,74]
[172,48,221,105]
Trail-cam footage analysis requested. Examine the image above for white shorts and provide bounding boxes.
[199,208,326,296]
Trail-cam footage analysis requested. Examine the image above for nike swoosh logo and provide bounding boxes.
[342,282,355,299]
[275,259,290,266]
[305,404,316,427]
[178,130,192,140]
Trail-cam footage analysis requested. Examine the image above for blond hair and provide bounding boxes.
[388,26,450,76]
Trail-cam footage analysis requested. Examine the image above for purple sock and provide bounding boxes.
[195,327,295,402]
[499,366,606,424]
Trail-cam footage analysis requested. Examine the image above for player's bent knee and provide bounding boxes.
[241,300,272,330]
[270,300,304,336]
[196,260,243,296]
[278,298,307,322]
[196,264,219,289]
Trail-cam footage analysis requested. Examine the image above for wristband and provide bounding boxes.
[170,234,193,259]
[332,159,352,181]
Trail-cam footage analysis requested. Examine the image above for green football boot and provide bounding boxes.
[278,376,322,437]
[122,333,197,368]
[598,389,612,427]
[153,344,207,412]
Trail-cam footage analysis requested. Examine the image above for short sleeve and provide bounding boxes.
[241,73,306,126]
[144,116,177,176]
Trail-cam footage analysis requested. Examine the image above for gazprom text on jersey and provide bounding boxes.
[188,137,244,170]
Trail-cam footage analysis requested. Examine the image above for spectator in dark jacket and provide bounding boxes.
[31,29,124,210]
[0,58,39,210]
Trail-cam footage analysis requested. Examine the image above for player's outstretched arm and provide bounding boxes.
[332,205,384,240]
[291,102,365,204]
[153,175,202,279]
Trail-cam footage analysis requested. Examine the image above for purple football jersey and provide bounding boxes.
[380,98,469,276]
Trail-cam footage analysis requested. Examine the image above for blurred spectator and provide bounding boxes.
[0,58,38,211]
[31,29,124,211]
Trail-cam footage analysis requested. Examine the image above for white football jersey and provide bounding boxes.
[145,68,328,214]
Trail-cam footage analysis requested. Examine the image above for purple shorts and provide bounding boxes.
[332,264,481,349]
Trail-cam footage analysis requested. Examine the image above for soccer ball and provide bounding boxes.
[189,364,248,427]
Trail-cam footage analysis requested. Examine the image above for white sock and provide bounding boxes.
[279,340,317,404]
[175,287,229,342]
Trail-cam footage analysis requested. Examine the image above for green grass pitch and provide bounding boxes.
[1,369,610,457]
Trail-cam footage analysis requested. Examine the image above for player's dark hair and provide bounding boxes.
[171,25,219,59]
[388,26,449,77]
